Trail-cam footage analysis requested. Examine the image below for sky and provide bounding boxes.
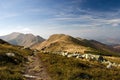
[0,0,120,39]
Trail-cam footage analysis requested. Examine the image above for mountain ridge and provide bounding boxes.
[0,32,45,47]
[32,34,120,56]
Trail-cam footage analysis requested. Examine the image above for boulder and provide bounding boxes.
[67,54,73,58]
[6,53,15,57]
[118,64,120,67]
[112,63,118,67]
[76,55,81,58]
[61,52,68,56]
[67,53,80,58]
[81,54,95,60]
[81,54,105,62]
[106,62,112,69]
[97,55,104,62]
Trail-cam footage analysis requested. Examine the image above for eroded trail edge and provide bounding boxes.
[23,53,51,80]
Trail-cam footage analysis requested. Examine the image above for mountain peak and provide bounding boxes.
[0,32,45,47]
[10,32,22,34]
[32,34,120,56]
[48,34,71,40]
[32,34,89,53]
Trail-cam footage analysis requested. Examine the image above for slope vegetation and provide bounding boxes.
[0,39,32,80]
[32,34,120,56]
[32,34,91,53]
[39,52,120,80]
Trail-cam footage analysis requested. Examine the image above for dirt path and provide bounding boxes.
[23,54,51,80]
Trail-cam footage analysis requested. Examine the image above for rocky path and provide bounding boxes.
[23,54,51,80]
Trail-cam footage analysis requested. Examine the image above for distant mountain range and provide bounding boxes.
[95,37,120,45]
[95,37,120,50]
[0,32,45,47]
[32,34,120,56]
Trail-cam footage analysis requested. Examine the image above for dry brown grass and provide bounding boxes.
[0,44,32,80]
[39,52,120,80]
[104,56,120,64]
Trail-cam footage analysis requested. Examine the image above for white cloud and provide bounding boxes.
[10,26,33,34]
[52,13,120,28]
[107,19,120,23]
[21,28,32,32]
[112,23,119,27]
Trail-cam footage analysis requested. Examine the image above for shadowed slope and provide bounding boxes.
[0,39,9,44]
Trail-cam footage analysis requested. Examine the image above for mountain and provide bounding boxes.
[114,45,120,49]
[0,32,45,47]
[32,34,90,53]
[112,44,120,52]
[32,34,120,56]
[95,37,120,51]
[0,34,120,79]
[0,39,9,44]
[95,37,120,45]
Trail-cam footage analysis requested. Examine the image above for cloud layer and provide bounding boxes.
[0,0,120,39]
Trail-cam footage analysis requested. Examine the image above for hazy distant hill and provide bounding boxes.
[0,32,45,47]
[112,44,120,52]
[95,37,120,51]
[32,34,120,56]
[95,37,120,45]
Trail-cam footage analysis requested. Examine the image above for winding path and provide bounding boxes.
[23,54,51,80]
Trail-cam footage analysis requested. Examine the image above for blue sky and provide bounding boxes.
[0,0,120,39]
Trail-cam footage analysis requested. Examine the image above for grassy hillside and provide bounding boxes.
[0,36,120,80]
[0,43,32,80]
[32,34,90,53]
[38,52,120,80]
[32,34,120,57]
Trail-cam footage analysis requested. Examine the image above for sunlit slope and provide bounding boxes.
[32,34,120,56]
